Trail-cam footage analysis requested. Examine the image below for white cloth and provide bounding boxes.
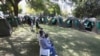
[40,47,50,56]
[89,17,96,22]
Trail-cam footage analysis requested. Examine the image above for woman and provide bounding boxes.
[44,33,57,56]
[40,33,57,56]
[39,32,50,56]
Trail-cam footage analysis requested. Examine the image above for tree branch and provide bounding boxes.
[8,0,14,6]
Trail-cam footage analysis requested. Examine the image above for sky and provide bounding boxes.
[19,0,27,14]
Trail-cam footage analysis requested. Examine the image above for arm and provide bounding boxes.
[40,39,50,49]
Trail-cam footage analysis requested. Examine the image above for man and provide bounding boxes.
[36,17,41,33]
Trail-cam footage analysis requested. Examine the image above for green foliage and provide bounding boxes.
[1,0,21,16]
[27,0,61,15]
[28,0,45,11]
[0,1,10,14]
[72,0,100,18]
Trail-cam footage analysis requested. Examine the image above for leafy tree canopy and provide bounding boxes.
[72,0,100,18]
[27,0,61,16]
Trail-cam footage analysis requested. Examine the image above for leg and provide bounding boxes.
[49,47,56,56]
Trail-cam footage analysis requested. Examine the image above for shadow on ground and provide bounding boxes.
[0,38,39,56]
[0,25,39,56]
[0,24,100,56]
[41,25,100,56]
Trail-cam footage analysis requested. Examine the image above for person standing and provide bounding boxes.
[36,16,41,33]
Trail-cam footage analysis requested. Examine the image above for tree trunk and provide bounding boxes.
[14,4,18,16]
[8,0,21,16]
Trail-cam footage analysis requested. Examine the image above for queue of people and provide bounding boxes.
[37,28,58,56]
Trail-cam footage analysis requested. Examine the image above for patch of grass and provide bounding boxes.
[40,24,100,56]
[0,24,100,56]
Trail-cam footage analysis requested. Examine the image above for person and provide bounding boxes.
[39,28,44,35]
[30,17,35,32]
[39,33,57,56]
[44,33,57,56]
[38,28,44,40]
[27,16,32,26]
[39,31,50,56]
[36,17,41,33]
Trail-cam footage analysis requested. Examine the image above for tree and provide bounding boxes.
[27,0,61,16]
[7,0,21,16]
[72,0,100,18]
[0,0,8,14]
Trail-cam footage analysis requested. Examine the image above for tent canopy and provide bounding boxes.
[0,19,11,37]
[65,17,81,27]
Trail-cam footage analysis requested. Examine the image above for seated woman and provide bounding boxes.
[44,33,57,56]
[38,27,57,56]
[39,32,50,56]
